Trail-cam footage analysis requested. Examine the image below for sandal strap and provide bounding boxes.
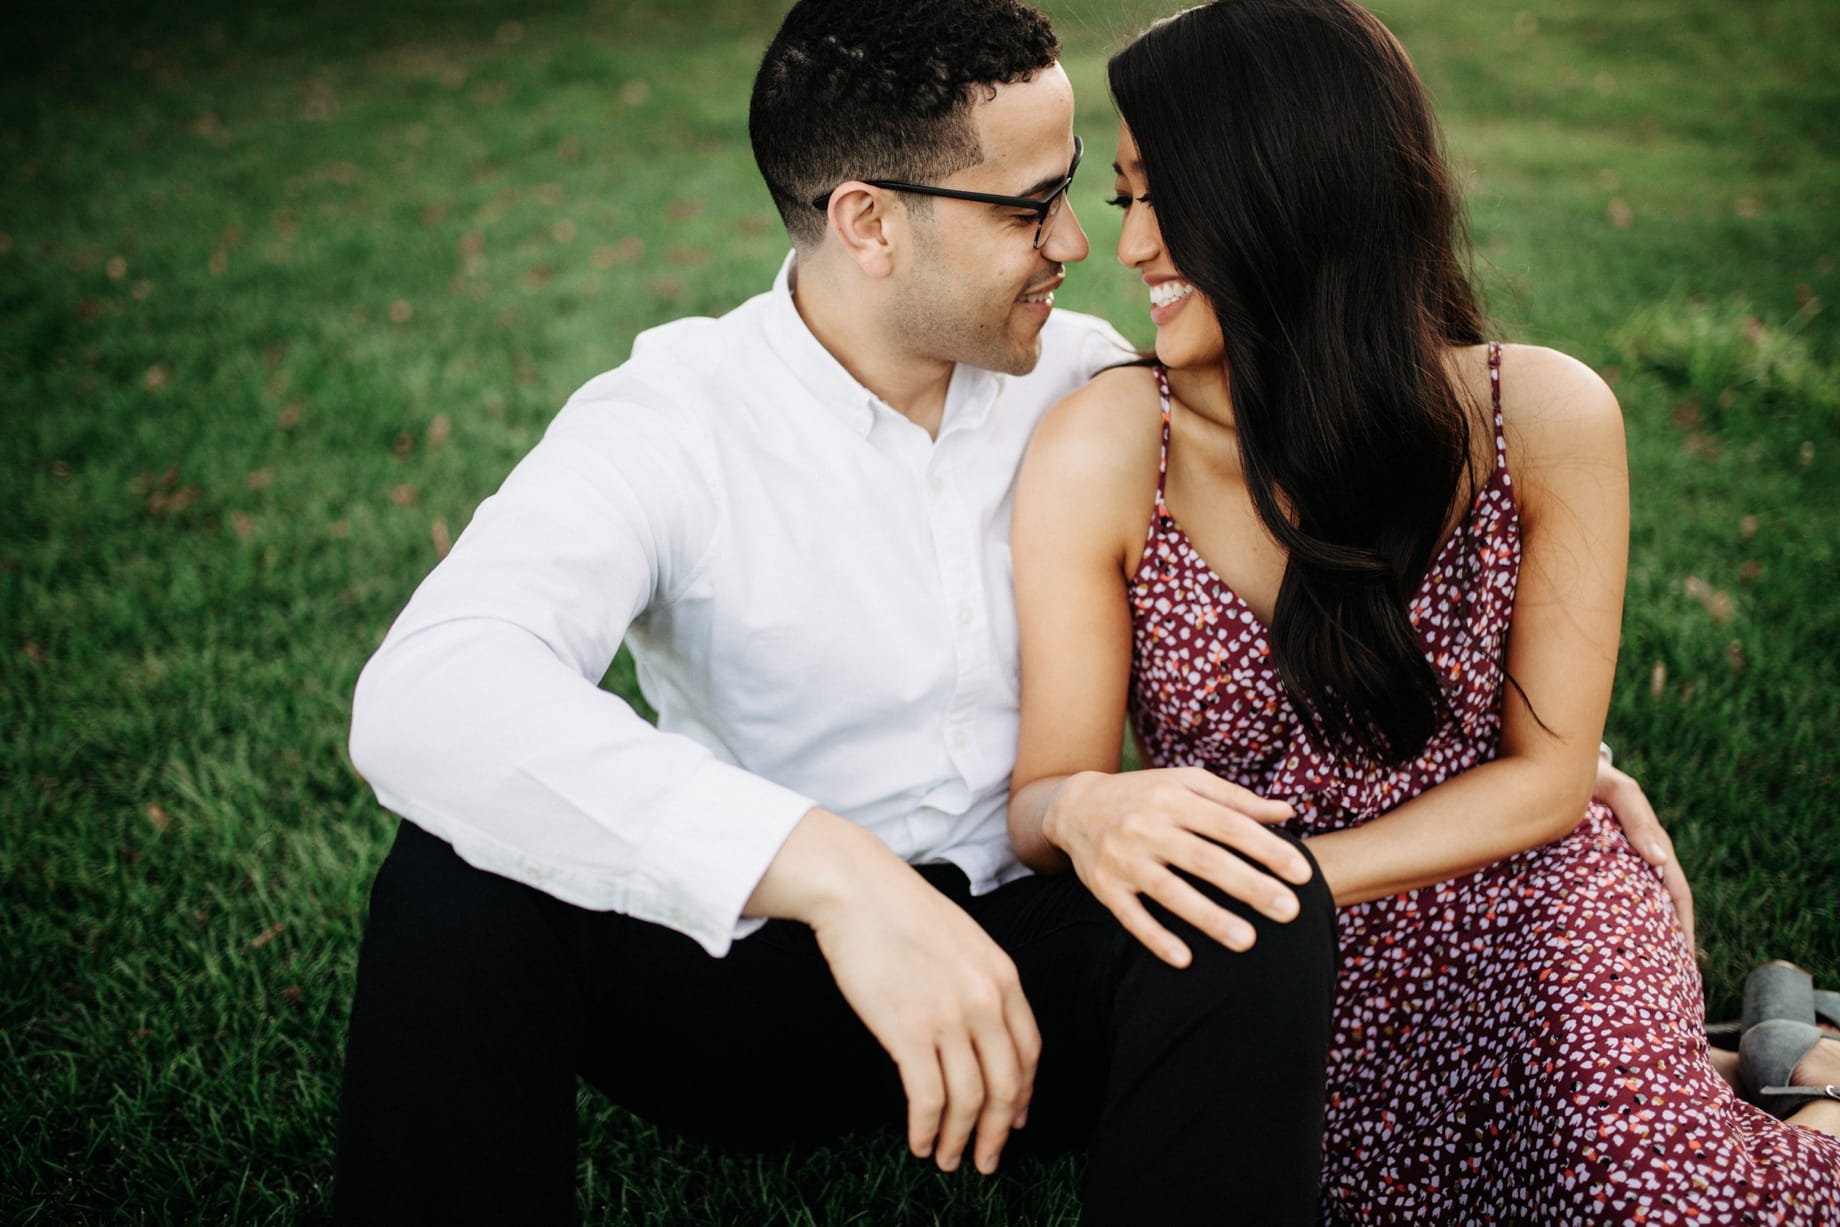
[1759,1084,1840,1102]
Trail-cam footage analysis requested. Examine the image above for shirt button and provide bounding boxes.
[929,474,945,494]
[957,606,973,625]
[953,728,969,748]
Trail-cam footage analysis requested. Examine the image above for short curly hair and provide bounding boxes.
[750,0,1061,248]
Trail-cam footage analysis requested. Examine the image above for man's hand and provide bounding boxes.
[1041,768,1313,968]
[747,810,1040,1175]
[1593,756,1696,956]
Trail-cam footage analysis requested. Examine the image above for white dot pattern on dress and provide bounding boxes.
[1126,348,1840,1223]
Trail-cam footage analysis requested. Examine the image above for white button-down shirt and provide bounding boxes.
[350,255,1130,955]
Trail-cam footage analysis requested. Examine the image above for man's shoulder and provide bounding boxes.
[568,291,776,413]
[1021,308,1136,400]
[1041,307,1133,362]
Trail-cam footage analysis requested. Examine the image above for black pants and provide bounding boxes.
[335,820,1337,1225]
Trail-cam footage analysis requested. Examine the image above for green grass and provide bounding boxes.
[3,0,1837,1221]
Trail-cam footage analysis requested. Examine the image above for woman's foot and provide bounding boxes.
[1708,1046,1740,1090]
[1786,1035,1840,1136]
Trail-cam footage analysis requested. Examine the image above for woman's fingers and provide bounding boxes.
[1162,809,1310,927]
[1066,766,1313,962]
[1139,867,1260,952]
[1178,770,1314,883]
[1592,762,1697,956]
[1179,766,1296,822]
[1599,764,1670,869]
[1661,856,1697,957]
[1096,883,1194,968]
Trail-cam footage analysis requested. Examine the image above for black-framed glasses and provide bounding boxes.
[811,135,1083,251]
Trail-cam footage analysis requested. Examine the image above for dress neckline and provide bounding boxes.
[1132,345,1511,637]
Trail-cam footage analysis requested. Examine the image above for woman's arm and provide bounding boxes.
[1300,345,1629,903]
[1010,348,1629,965]
[1008,373,1311,968]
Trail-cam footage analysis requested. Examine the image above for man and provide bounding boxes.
[335,1,1680,1221]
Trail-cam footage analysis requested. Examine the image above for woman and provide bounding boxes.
[1007,0,1840,1219]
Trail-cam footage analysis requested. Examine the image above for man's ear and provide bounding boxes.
[823,183,901,279]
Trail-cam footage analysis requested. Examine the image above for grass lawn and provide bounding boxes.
[3,0,1836,1221]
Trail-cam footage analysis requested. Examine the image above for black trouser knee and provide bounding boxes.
[335,821,904,1225]
[1082,835,1338,1227]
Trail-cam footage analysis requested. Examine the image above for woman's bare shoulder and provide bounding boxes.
[1455,343,1626,525]
[1026,363,1166,485]
[1016,363,1167,558]
[1453,342,1623,461]
[1496,343,1618,418]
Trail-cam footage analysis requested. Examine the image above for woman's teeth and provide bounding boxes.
[1149,281,1195,308]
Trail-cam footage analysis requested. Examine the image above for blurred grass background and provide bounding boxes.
[2,0,1836,1221]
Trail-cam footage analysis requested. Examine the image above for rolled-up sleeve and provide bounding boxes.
[349,395,815,956]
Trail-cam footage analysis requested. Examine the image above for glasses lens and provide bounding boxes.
[1033,138,1080,249]
[1033,190,1066,250]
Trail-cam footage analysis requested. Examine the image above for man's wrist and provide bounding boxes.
[746,807,901,928]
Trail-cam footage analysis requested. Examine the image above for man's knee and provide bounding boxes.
[1159,831,1337,987]
[361,822,569,986]
[345,820,590,1090]
[1252,832,1337,970]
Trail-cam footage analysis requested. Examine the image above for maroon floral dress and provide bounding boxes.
[1127,349,1840,1223]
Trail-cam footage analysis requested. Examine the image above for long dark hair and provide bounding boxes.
[1110,0,1488,766]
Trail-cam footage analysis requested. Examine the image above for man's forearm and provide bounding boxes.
[352,615,814,956]
[744,807,912,926]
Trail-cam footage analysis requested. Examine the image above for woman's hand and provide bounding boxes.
[1042,768,1314,967]
[1593,757,1696,957]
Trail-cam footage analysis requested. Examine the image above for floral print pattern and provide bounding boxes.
[1127,349,1840,1222]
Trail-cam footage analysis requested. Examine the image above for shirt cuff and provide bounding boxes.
[634,759,816,957]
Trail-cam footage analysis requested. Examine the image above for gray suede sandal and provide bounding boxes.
[1738,1018,1840,1119]
[1706,961,1840,1050]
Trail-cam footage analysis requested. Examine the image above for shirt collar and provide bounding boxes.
[760,251,1004,441]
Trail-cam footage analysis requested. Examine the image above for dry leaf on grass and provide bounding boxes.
[1683,575,1735,625]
